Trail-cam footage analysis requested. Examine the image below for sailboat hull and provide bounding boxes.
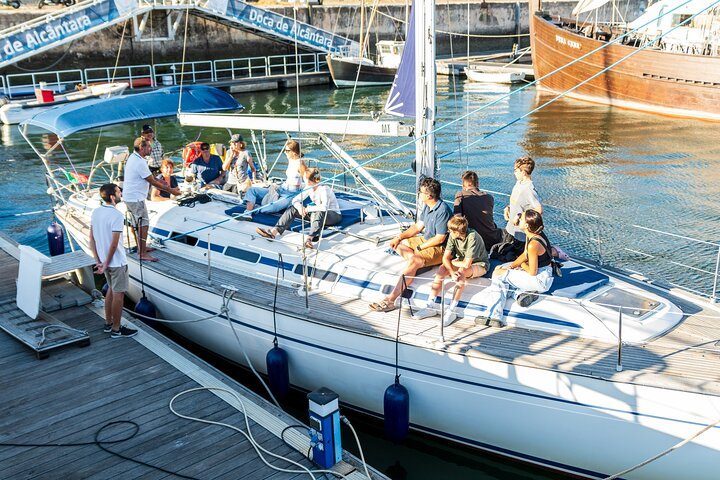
[529,10,720,120]
[327,55,397,88]
[60,214,720,480]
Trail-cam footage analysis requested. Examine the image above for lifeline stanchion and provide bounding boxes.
[616,307,623,372]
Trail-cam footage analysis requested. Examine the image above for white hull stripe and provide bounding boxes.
[130,273,720,428]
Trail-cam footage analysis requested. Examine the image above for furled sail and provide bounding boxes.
[572,0,612,15]
[383,1,415,117]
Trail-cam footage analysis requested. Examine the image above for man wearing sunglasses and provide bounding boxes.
[189,142,225,189]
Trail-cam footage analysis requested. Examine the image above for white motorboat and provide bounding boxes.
[0,82,128,125]
[19,2,720,479]
[464,66,526,84]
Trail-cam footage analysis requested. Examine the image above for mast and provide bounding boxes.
[415,0,436,189]
[360,0,366,58]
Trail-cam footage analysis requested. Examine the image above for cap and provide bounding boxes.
[142,124,154,133]
[230,133,243,143]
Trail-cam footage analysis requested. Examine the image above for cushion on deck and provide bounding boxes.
[225,193,367,236]
[486,261,609,299]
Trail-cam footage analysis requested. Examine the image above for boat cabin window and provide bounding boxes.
[225,246,260,264]
[590,288,661,319]
[672,14,692,26]
[293,264,337,283]
[169,232,198,247]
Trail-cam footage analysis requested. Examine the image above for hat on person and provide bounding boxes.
[142,124,154,134]
[230,133,243,143]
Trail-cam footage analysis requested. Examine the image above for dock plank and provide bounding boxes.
[0,243,382,480]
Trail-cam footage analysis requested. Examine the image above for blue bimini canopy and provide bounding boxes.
[21,85,242,138]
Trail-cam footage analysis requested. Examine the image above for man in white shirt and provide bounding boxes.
[89,183,137,338]
[123,137,181,262]
[255,167,341,249]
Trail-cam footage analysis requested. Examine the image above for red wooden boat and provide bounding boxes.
[529,0,720,120]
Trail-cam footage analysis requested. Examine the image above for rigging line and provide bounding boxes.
[446,0,464,165]
[158,0,699,247]
[372,7,529,37]
[466,0,470,170]
[84,18,129,191]
[342,0,381,141]
[441,0,720,158]
[293,5,301,129]
[177,4,191,114]
[604,416,720,480]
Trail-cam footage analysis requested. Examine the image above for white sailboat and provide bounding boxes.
[20,2,720,479]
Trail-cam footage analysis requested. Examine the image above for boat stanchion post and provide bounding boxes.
[616,306,623,372]
[712,245,720,303]
[439,278,445,342]
[207,232,212,283]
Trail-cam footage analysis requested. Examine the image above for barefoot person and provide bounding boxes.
[369,177,452,313]
[413,214,488,326]
[124,137,181,261]
[89,183,137,338]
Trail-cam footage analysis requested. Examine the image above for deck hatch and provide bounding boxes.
[589,288,660,319]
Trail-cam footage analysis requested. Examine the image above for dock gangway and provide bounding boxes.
[0,0,359,70]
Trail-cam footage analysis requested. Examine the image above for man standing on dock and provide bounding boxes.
[89,183,137,338]
[124,137,181,262]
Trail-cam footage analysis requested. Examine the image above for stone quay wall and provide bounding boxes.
[0,0,647,73]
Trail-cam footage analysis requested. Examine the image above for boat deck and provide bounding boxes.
[0,243,384,479]
[148,245,720,397]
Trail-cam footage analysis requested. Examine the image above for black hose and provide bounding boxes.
[0,420,197,479]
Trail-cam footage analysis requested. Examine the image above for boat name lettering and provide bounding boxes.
[555,35,581,50]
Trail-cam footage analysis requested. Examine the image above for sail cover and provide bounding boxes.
[22,85,241,138]
[383,1,415,117]
[572,0,612,15]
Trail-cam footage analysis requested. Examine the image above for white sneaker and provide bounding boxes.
[412,307,438,320]
[443,310,458,327]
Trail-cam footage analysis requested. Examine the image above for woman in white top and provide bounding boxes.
[255,168,342,249]
[244,139,306,214]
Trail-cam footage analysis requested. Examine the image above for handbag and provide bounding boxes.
[533,235,563,277]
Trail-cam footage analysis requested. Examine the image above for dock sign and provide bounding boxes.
[224,0,355,54]
[0,0,121,66]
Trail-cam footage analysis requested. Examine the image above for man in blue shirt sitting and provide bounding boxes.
[369,177,452,313]
[190,142,225,188]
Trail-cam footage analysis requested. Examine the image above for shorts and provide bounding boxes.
[451,259,487,279]
[405,236,443,267]
[125,201,149,227]
[104,265,129,293]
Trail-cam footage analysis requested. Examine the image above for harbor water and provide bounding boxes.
[2,77,719,478]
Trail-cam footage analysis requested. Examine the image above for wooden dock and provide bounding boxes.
[0,239,385,479]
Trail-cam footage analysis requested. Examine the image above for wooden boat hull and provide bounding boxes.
[327,54,396,88]
[529,6,720,120]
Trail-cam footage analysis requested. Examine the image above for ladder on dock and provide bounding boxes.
[0,0,359,70]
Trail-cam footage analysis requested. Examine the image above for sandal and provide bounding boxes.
[256,227,275,240]
[369,299,397,313]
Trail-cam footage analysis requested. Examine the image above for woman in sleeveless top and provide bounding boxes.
[223,134,256,194]
[244,139,307,215]
[479,209,554,327]
[150,158,179,202]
